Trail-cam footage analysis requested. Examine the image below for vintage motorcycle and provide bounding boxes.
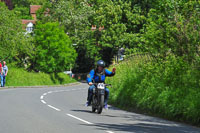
[91,83,111,114]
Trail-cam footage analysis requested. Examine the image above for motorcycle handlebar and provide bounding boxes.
[92,83,112,87]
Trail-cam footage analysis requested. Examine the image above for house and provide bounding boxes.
[22,5,41,34]
[21,4,103,34]
[30,5,41,20]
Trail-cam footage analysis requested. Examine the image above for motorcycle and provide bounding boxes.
[91,83,111,114]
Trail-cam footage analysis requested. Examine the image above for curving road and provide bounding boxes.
[0,83,199,133]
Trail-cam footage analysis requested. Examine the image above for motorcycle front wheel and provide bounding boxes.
[92,95,97,113]
[97,95,104,114]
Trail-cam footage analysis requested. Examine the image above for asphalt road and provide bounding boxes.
[0,83,200,133]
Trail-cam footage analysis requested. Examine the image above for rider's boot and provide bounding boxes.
[104,104,108,110]
[85,101,91,107]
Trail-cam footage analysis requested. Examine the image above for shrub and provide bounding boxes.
[107,55,200,125]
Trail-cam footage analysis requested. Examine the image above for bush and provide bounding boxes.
[32,22,77,73]
[107,55,200,125]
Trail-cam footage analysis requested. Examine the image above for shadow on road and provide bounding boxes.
[83,122,200,133]
[75,107,200,133]
[69,98,200,133]
[71,109,121,118]
[71,109,92,113]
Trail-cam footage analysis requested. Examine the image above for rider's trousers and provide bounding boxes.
[87,85,109,105]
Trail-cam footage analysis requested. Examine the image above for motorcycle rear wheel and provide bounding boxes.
[92,106,96,112]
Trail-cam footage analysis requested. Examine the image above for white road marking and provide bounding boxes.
[40,95,44,99]
[67,114,93,125]
[41,100,46,104]
[40,88,115,133]
[106,131,115,133]
[48,105,61,111]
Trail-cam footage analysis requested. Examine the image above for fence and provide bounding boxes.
[118,51,200,69]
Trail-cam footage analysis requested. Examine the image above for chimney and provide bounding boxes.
[30,5,41,20]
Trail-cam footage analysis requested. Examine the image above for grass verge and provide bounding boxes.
[5,67,76,87]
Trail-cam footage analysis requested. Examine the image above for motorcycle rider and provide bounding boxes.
[86,60,116,109]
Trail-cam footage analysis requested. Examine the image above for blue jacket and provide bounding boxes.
[87,69,115,83]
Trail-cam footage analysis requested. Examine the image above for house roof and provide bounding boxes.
[30,5,41,14]
[22,20,36,25]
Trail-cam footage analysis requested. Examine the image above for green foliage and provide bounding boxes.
[12,0,47,7]
[52,0,94,39]
[13,6,33,19]
[6,66,76,87]
[36,0,149,71]
[105,0,200,126]
[92,0,148,65]
[12,0,48,19]
[107,55,200,125]
[37,0,99,72]
[141,1,200,61]
[95,0,126,49]
[0,2,33,63]
[32,22,77,73]
[8,0,200,74]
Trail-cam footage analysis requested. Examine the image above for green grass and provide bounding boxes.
[5,67,76,87]
[107,55,200,126]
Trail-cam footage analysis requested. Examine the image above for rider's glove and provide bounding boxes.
[112,68,116,73]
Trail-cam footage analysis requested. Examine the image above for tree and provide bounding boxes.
[1,0,13,10]
[141,1,200,62]
[12,0,47,7]
[0,2,33,63]
[38,0,148,71]
[37,0,99,72]
[13,6,33,19]
[32,22,77,73]
[94,0,144,64]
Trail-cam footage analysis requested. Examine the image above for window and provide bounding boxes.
[26,22,34,33]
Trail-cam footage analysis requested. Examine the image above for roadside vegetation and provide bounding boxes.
[1,0,200,125]
[107,54,200,126]
[6,66,76,87]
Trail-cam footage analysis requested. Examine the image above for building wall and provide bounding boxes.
[31,14,37,20]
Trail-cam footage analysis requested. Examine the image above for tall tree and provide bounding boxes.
[37,0,99,72]
[141,0,200,62]
[94,0,145,63]
[0,2,33,63]
[32,22,77,73]
[12,0,47,8]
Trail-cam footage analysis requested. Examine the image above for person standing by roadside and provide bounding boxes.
[0,61,2,86]
[1,61,8,87]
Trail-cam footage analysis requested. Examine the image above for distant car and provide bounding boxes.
[118,48,125,61]
[63,71,72,75]
[64,71,74,78]
[119,55,125,61]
